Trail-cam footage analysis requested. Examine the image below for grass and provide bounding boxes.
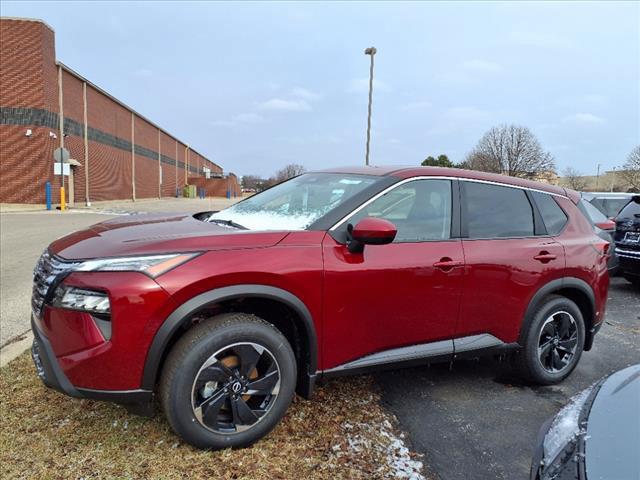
[0,353,426,479]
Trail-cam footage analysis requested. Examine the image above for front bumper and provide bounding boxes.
[31,316,154,416]
[615,246,640,277]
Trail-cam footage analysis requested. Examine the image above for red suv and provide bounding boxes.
[31,167,610,449]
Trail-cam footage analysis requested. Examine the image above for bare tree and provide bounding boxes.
[562,167,588,191]
[241,174,264,190]
[619,145,640,192]
[465,125,555,178]
[274,164,306,183]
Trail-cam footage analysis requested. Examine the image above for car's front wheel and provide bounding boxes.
[515,295,585,385]
[160,312,297,449]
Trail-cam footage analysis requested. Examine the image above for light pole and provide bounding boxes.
[364,47,377,166]
[595,163,601,190]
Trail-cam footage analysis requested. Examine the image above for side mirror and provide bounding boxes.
[346,217,397,253]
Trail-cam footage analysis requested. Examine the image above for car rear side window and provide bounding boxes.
[531,191,568,235]
[463,182,534,239]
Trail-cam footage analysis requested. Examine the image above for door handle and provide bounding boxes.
[433,257,464,272]
[533,251,557,263]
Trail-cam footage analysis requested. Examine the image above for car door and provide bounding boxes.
[321,178,464,370]
[456,181,566,346]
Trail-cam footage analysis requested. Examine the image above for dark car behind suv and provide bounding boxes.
[614,195,640,285]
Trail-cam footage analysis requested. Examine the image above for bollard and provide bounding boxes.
[60,187,66,211]
[45,182,52,210]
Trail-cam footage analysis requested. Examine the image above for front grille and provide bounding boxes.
[31,251,79,317]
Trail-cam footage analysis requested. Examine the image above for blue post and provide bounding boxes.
[45,181,52,210]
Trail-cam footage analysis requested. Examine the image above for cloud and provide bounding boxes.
[210,113,265,127]
[291,87,321,101]
[349,78,391,93]
[461,59,504,74]
[510,31,572,49]
[563,113,606,125]
[260,98,312,112]
[400,100,432,111]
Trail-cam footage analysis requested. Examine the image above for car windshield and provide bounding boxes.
[208,173,378,230]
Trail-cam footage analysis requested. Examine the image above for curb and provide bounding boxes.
[0,332,33,367]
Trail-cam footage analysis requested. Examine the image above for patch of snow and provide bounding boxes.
[339,419,425,479]
[208,210,322,231]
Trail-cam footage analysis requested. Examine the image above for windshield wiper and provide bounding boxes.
[208,218,248,230]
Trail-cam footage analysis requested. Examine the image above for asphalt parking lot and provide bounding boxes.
[376,277,640,480]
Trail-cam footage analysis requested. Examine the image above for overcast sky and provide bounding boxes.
[4,1,639,177]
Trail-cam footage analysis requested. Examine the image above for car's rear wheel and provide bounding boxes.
[160,312,296,449]
[515,295,585,385]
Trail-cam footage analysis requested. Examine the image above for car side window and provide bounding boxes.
[463,182,534,238]
[348,179,452,242]
[531,191,568,235]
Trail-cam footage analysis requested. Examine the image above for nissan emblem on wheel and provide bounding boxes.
[30,166,610,449]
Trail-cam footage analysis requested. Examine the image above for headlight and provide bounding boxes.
[53,287,110,314]
[543,385,593,466]
[76,253,199,278]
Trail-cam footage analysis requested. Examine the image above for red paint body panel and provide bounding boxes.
[50,213,288,259]
[321,235,464,369]
[457,237,565,343]
[38,271,175,390]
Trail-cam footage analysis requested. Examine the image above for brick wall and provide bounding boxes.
[0,17,233,204]
[188,174,242,198]
[0,19,57,204]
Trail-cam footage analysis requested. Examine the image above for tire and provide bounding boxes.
[515,295,585,385]
[159,312,297,450]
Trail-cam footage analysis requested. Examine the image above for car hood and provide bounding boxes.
[49,213,290,260]
[585,364,640,480]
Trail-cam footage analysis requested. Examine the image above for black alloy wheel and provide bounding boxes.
[191,342,281,434]
[536,311,579,374]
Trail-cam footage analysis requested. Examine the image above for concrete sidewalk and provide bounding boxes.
[1,196,244,215]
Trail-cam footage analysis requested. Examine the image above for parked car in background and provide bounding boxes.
[30,166,610,449]
[581,191,635,219]
[577,195,619,275]
[530,364,640,480]
[613,195,640,286]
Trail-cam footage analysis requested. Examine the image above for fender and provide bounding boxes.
[141,284,318,394]
[520,277,596,348]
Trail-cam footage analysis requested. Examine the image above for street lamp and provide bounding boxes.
[364,46,377,166]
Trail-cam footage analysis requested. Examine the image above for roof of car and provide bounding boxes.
[317,165,570,197]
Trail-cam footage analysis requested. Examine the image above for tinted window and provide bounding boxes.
[464,182,534,238]
[349,179,452,242]
[532,192,568,235]
[590,197,631,218]
[618,198,640,218]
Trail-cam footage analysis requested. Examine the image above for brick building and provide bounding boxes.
[0,17,240,205]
